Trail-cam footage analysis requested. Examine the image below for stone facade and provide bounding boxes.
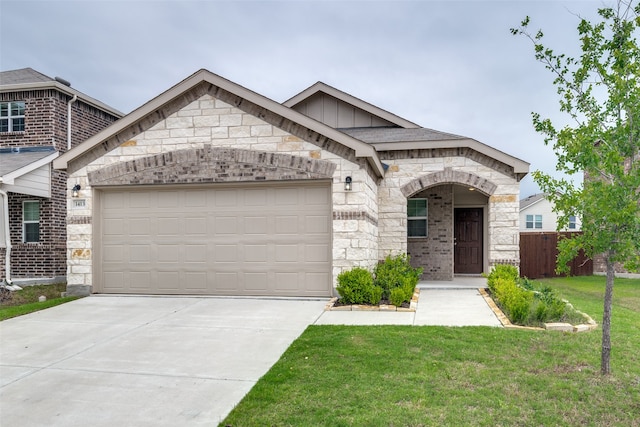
[57,70,527,295]
[376,152,521,280]
[0,88,119,282]
[65,93,379,293]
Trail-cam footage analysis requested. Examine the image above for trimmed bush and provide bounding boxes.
[374,254,423,302]
[389,287,408,307]
[336,267,382,305]
[486,264,519,294]
[490,276,533,324]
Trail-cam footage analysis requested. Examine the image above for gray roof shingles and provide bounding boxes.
[0,68,54,86]
[340,127,468,144]
[0,146,57,176]
[519,193,547,210]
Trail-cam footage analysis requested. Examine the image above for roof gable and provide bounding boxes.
[53,69,385,177]
[283,82,420,129]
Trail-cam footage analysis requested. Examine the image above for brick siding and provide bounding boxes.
[407,185,454,280]
[1,88,119,281]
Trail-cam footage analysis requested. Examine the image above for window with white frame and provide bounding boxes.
[0,101,25,132]
[525,214,543,229]
[407,198,428,237]
[23,201,40,243]
[568,215,577,229]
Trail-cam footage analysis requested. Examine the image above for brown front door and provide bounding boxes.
[454,208,483,274]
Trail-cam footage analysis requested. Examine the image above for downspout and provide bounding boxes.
[67,94,77,150]
[0,188,11,285]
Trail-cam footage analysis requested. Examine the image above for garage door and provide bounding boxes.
[95,182,332,297]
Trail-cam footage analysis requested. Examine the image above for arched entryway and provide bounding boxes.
[401,169,495,280]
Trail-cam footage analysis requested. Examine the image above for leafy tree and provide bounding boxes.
[511,1,640,375]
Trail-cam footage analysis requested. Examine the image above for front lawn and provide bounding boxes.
[221,276,640,426]
[0,283,79,321]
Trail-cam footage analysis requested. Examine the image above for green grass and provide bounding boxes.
[221,276,640,426]
[0,283,79,321]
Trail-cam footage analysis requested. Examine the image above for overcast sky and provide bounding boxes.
[0,0,609,197]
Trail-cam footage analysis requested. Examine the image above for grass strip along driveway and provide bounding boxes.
[0,283,78,321]
[222,277,640,426]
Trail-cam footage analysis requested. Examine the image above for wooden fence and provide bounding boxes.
[519,232,593,279]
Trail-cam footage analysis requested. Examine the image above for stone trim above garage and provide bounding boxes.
[88,146,337,187]
[333,210,378,226]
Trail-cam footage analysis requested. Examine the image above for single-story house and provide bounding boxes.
[53,69,529,297]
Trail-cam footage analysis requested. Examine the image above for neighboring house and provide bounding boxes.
[53,69,529,297]
[0,68,122,285]
[519,193,581,232]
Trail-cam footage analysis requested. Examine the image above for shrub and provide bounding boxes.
[492,276,533,324]
[389,287,407,307]
[336,267,382,305]
[374,254,423,302]
[486,264,519,294]
[487,264,585,326]
[507,290,533,324]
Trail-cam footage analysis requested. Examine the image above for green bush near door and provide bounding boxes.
[486,264,587,326]
[336,254,423,307]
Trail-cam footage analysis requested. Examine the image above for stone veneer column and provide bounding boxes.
[488,194,520,270]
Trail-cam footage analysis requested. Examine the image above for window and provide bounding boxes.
[568,215,577,229]
[0,101,25,132]
[23,201,40,243]
[526,214,543,229]
[408,198,427,237]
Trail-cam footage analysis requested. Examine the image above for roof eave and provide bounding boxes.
[1,151,59,185]
[372,138,530,175]
[0,81,124,118]
[54,69,385,178]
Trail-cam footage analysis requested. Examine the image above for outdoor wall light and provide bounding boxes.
[344,176,352,191]
[72,184,81,198]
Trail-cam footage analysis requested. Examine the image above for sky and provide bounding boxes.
[0,0,610,197]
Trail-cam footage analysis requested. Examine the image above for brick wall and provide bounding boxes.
[1,88,119,281]
[592,255,631,275]
[407,185,454,280]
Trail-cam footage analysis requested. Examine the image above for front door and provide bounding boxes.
[454,208,483,274]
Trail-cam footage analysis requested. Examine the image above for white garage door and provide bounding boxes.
[95,182,332,297]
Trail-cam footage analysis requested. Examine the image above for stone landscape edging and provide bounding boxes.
[478,288,598,333]
[325,288,420,312]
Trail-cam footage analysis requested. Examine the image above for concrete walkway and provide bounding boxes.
[315,276,502,327]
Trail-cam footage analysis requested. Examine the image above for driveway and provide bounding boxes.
[0,296,327,426]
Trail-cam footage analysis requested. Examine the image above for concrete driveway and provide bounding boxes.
[0,296,327,426]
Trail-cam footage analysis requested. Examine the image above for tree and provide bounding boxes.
[512,1,640,375]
